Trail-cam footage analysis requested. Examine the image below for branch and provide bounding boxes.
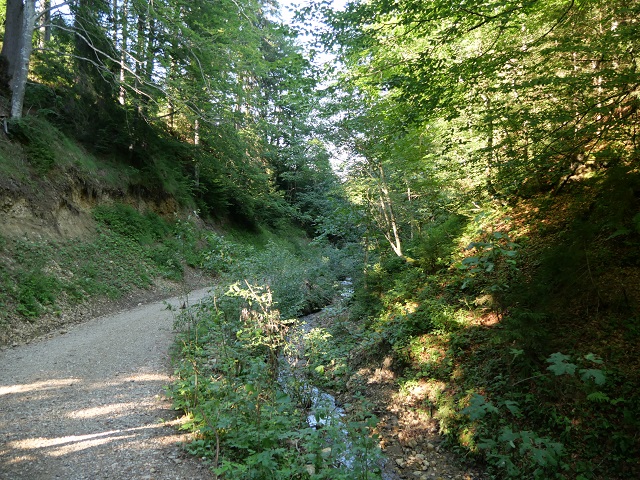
[34,1,72,22]
[529,0,575,47]
[39,23,217,124]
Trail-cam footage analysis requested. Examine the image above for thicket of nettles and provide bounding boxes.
[168,239,383,479]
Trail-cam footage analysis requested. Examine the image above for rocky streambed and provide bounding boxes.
[282,291,485,480]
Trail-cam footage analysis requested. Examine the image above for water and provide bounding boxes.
[277,279,398,479]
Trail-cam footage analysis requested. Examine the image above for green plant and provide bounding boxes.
[10,116,59,174]
[170,285,383,479]
[460,352,610,479]
[93,203,171,244]
[457,231,519,292]
[199,232,239,273]
[16,272,61,318]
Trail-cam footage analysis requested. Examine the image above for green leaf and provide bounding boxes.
[546,352,577,376]
[606,228,630,240]
[580,368,606,385]
[586,391,610,403]
[498,427,519,449]
[461,256,480,265]
[461,393,498,420]
[502,400,521,416]
[477,438,497,450]
[584,353,603,364]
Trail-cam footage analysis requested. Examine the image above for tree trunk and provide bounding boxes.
[10,0,36,119]
[40,0,51,47]
[194,119,200,188]
[119,0,129,105]
[135,3,148,116]
[371,163,403,258]
[146,14,155,82]
[111,0,118,45]
[135,4,146,79]
[0,0,25,95]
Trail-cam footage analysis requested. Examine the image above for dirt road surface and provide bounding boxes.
[0,288,215,480]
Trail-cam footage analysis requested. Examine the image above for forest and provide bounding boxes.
[1,0,639,479]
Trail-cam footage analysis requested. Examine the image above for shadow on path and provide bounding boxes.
[0,288,214,480]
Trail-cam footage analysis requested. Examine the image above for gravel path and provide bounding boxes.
[0,288,215,480]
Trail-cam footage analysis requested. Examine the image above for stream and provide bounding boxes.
[278,280,399,479]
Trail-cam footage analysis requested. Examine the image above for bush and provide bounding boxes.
[170,286,383,479]
[93,203,171,244]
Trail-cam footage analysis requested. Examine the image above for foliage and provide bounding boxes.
[338,190,640,479]
[169,279,382,479]
[300,0,640,477]
[8,116,63,174]
[459,352,608,479]
[301,308,360,393]
[93,203,171,244]
[1,0,334,232]
[0,206,225,325]
[212,232,343,319]
[2,0,640,477]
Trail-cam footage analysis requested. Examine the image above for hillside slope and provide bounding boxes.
[0,124,216,347]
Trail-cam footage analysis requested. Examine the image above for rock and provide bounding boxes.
[385,443,404,456]
[426,442,436,451]
[305,464,316,476]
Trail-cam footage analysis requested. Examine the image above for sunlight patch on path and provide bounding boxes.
[0,287,215,480]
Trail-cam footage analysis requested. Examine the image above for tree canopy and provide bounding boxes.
[0,0,347,228]
[315,0,639,257]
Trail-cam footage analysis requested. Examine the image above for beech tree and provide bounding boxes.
[319,0,640,258]
[0,0,335,226]
[1,0,37,118]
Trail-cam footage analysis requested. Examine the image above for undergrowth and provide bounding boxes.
[338,172,640,480]
[168,239,382,479]
[0,204,224,327]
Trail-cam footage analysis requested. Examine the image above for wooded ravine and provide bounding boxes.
[0,1,639,479]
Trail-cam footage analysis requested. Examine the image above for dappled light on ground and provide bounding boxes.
[0,288,214,479]
[9,429,138,457]
[0,374,183,465]
[0,378,79,396]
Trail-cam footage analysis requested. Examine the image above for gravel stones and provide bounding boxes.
[0,288,215,480]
